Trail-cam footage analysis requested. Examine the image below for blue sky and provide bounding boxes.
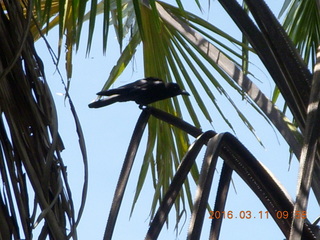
[34,1,319,239]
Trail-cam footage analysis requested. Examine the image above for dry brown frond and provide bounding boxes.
[0,0,77,239]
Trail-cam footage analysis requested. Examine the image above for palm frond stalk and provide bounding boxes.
[145,107,317,240]
[106,106,318,239]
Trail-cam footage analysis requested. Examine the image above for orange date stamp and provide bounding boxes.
[208,210,307,220]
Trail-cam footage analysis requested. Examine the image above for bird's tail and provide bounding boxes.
[88,96,119,108]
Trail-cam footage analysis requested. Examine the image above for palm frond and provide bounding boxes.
[282,0,320,67]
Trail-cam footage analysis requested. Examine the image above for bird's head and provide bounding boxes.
[166,82,190,97]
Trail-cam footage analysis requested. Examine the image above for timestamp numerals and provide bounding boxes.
[209,211,235,219]
[276,210,307,219]
[208,211,268,219]
[208,210,307,220]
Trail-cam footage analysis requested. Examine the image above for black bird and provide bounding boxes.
[88,77,189,108]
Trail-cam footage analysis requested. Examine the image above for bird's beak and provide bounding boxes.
[181,90,190,96]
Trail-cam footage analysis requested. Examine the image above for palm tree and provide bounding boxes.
[1,0,319,239]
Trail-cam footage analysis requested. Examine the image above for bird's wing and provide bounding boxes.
[97,78,163,96]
